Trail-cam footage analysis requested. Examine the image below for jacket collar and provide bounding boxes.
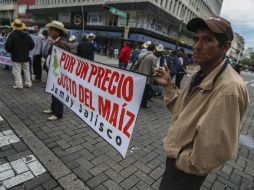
[198,59,228,91]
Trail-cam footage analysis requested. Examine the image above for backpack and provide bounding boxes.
[166,56,181,75]
[131,52,151,72]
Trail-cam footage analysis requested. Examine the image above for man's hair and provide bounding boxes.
[214,33,229,48]
[147,44,156,51]
[179,48,185,53]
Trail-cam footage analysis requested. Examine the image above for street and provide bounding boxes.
[0,59,254,190]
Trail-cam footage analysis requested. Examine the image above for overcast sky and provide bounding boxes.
[220,0,254,49]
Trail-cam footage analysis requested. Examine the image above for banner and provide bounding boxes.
[0,37,12,66]
[45,46,147,158]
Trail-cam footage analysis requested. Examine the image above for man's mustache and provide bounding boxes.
[193,51,205,56]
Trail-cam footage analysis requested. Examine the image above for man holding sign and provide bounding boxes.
[43,20,70,121]
[155,16,249,190]
[45,43,146,157]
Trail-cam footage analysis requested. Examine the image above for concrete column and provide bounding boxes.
[174,0,179,15]
[13,0,18,19]
[157,0,162,6]
[166,0,171,11]
[177,3,182,17]
[170,0,175,13]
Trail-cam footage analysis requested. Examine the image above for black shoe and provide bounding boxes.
[148,99,154,102]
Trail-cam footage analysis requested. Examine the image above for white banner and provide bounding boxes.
[0,37,12,66]
[45,46,147,158]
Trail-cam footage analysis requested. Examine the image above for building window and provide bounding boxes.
[87,12,103,26]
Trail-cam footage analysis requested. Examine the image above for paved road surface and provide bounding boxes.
[0,59,253,190]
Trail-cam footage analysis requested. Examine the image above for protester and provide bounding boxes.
[118,41,131,70]
[137,44,158,108]
[167,49,181,84]
[42,20,70,121]
[140,41,151,54]
[153,44,166,96]
[175,50,187,88]
[154,16,249,190]
[5,19,35,89]
[87,33,97,61]
[113,48,119,59]
[129,46,140,71]
[27,28,37,78]
[77,34,93,60]
[32,25,46,82]
[68,35,78,55]
[108,46,114,59]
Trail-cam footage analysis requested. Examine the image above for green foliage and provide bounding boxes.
[249,52,254,59]
[0,18,11,26]
[241,57,254,66]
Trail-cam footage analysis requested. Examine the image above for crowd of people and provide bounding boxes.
[116,40,190,108]
[1,19,98,121]
[1,18,191,111]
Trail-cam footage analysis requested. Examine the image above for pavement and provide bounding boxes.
[0,55,253,190]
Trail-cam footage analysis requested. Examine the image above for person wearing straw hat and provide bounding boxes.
[137,43,158,108]
[140,41,152,54]
[77,34,93,60]
[42,20,70,121]
[155,44,166,67]
[154,44,166,96]
[87,33,97,61]
[5,19,35,89]
[68,35,78,54]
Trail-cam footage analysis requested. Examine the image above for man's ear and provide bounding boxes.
[222,41,231,53]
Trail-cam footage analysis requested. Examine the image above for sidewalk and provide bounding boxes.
[0,64,253,190]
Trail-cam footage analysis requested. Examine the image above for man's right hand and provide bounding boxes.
[154,65,171,86]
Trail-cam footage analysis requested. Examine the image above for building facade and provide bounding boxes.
[243,48,254,59]
[0,0,15,23]
[3,0,223,54]
[0,0,35,25]
[227,33,245,64]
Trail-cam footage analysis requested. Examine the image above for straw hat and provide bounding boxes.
[11,19,26,30]
[69,35,77,42]
[156,44,164,52]
[87,33,96,39]
[142,41,152,48]
[45,20,68,34]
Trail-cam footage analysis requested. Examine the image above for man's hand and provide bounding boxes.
[154,65,171,86]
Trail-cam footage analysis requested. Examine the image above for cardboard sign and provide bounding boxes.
[45,46,147,157]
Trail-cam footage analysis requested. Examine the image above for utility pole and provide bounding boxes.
[124,13,129,40]
[175,20,183,49]
[236,43,244,65]
[103,4,129,39]
[14,0,19,19]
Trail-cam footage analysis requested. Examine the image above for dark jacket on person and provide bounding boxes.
[77,38,93,60]
[167,56,181,75]
[5,30,35,62]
